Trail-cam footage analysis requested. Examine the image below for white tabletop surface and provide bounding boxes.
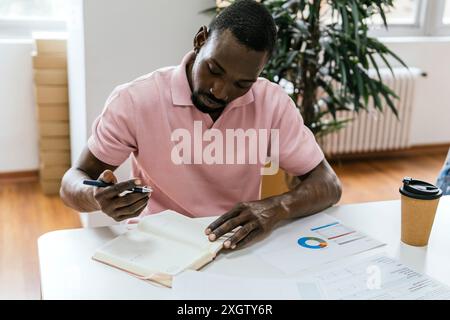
[38,196,450,299]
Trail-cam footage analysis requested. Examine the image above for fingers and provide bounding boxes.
[114,192,149,209]
[232,228,262,249]
[98,170,118,184]
[112,196,149,221]
[205,203,246,236]
[98,191,149,219]
[97,178,141,199]
[208,216,247,241]
[223,220,260,249]
[91,171,149,221]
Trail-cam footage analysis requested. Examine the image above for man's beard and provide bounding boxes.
[191,91,227,114]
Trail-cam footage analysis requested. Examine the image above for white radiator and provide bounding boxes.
[319,67,423,157]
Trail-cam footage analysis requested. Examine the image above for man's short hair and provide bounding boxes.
[209,0,277,55]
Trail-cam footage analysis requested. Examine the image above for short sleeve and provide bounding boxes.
[275,96,324,176]
[87,86,137,166]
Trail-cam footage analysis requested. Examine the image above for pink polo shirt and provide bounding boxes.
[88,51,324,218]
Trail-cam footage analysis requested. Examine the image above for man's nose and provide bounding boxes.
[211,82,229,101]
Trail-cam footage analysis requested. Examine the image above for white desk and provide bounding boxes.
[38,196,450,299]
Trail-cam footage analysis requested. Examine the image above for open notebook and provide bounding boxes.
[92,210,226,287]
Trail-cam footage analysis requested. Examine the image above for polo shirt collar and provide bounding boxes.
[171,51,255,109]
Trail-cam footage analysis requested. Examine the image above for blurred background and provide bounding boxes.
[0,0,449,299]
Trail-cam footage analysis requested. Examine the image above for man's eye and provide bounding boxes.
[237,83,251,89]
[208,65,221,75]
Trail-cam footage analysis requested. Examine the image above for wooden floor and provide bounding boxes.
[0,150,447,299]
[331,151,447,203]
[0,179,80,300]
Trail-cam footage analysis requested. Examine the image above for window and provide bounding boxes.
[369,0,450,37]
[320,0,422,28]
[368,0,425,37]
[0,0,68,39]
[372,0,421,25]
[321,0,443,37]
[444,0,450,24]
[0,0,68,20]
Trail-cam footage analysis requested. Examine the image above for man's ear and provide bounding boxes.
[193,25,208,53]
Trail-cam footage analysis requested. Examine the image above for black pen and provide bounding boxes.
[83,179,153,193]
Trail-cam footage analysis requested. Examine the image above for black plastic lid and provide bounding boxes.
[399,177,443,200]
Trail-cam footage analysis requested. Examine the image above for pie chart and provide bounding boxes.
[297,237,328,249]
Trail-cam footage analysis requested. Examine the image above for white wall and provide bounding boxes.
[66,0,87,165]
[0,40,39,173]
[383,38,450,145]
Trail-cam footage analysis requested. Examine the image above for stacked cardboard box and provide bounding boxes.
[32,38,71,195]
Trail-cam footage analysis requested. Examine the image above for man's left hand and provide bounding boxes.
[205,199,288,250]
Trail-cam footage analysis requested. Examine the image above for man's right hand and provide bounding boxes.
[92,170,150,222]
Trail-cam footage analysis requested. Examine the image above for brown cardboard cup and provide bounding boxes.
[400,177,443,246]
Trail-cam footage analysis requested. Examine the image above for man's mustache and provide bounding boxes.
[202,92,227,107]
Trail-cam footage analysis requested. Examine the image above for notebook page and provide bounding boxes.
[137,210,222,251]
[93,228,209,277]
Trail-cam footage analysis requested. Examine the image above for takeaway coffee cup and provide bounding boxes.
[399,177,443,246]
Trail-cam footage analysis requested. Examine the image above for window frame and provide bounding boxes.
[0,0,67,39]
[368,0,450,37]
[429,0,450,36]
[369,0,426,37]
[0,18,66,39]
[0,0,448,39]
